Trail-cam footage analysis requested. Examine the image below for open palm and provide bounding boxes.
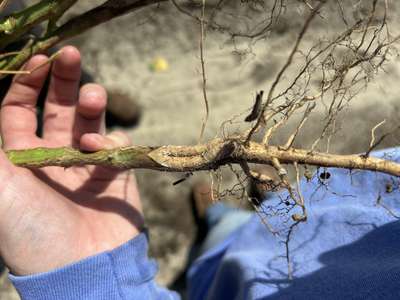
[0,46,143,276]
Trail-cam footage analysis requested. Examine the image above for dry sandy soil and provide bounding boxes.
[1,1,400,299]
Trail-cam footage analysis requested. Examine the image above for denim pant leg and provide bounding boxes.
[199,202,253,255]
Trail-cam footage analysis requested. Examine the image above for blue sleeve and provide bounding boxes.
[9,232,180,300]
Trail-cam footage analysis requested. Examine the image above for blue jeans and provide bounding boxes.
[198,202,253,255]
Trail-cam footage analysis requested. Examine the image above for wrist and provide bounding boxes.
[5,222,142,276]
[9,232,159,300]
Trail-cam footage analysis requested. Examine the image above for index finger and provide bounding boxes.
[1,54,50,150]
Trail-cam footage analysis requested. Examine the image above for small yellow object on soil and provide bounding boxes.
[149,57,169,72]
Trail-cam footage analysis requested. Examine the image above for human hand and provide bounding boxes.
[0,46,144,276]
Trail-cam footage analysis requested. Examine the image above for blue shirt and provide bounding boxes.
[9,148,400,299]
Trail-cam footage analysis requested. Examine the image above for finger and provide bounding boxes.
[78,131,132,189]
[73,84,107,146]
[42,46,81,145]
[1,55,51,150]
[80,131,131,152]
[0,151,16,177]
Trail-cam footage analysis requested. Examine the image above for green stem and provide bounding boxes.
[0,0,73,50]
[46,0,78,34]
[6,146,158,169]
[0,0,166,78]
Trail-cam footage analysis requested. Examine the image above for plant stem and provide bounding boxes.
[5,139,400,177]
[0,0,75,50]
[0,0,166,77]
